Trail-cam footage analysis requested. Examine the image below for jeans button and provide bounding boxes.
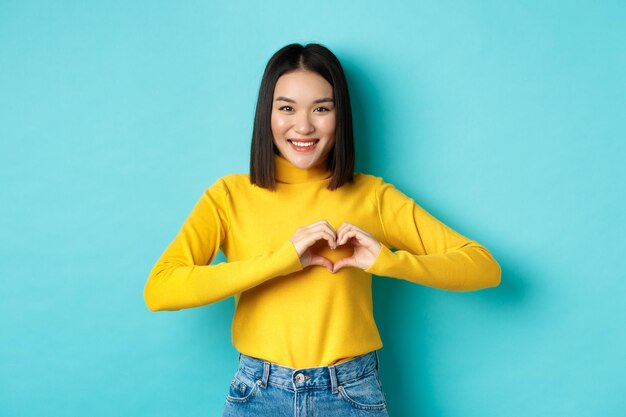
[295,373,305,383]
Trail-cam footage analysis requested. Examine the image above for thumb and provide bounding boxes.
[309,254,334,272]
[332,256,357,273]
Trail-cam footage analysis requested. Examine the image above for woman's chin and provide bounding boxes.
[285,154,325,169]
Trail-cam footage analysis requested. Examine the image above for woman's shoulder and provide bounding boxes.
[202,173,250,194]
[219,173,250,186]
[339,173,387,203]
[352,172,386,188]
[351,172,411,201]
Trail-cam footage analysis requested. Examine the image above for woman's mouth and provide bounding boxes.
[288,139,319,152]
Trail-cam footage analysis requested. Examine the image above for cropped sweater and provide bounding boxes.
[144,155,501,368]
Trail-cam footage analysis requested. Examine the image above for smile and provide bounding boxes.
[288,139,319,152]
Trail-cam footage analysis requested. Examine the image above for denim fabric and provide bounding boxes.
[222,350,389,416]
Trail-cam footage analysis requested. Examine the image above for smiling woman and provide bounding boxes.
[250,44,354,191]
[143,43,501,417]
[271,71,336,169]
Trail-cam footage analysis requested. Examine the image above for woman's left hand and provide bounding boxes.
[332,223,382,273]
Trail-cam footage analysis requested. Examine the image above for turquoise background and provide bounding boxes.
[1,1,624,416]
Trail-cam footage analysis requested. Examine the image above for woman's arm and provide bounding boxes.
[365,180,501,291]
[144,179,302,311]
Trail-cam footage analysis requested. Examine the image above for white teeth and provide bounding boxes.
[290,141,316,147]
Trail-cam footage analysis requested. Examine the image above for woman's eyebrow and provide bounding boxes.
[313,97,335,103]
[274,96,335,103]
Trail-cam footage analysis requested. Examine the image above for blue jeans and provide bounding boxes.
[222,350,389,416]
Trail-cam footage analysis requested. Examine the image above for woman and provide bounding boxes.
[144,43,501,416]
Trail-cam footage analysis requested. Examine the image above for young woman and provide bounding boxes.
[144,43,501,416]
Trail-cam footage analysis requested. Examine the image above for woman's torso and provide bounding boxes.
[218,162,386,368]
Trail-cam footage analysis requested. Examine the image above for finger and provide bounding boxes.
[340,227,376,247]
[335,222,351,237]
[298,231,335,254]
[337,224,366,245]
[309,254,334,272]
[332,256,357,273]
[338,229,363,246]
[335,224,352,246]
[336,222,367,239]
[323,224,339,247]
[307,224,337,248]
[293,229,336,255]
[297,221,337,244]
[310,229,337,249]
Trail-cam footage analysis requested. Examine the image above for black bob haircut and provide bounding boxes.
[249,43,355,191]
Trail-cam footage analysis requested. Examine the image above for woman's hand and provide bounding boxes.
[289,220,382,273]
[289,220,337,272]
[332,222,382,273]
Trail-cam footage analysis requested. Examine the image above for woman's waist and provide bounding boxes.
[235,350,380,389]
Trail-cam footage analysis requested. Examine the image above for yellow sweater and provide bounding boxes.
[144,155,501,368]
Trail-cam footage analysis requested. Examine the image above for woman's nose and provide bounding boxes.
[294,113,315,135]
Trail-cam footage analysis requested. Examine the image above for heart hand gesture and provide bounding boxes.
[332,222,382,273]
[289,220,337,272]
[289,220,381,273]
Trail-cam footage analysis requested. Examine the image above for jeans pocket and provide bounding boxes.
[226,370,259,404]
[337,370,387,411]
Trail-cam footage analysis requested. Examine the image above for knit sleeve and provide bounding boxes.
[144,179,303,311]
[365,180,501,291]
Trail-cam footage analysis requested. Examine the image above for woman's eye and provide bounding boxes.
[279,106,294,111]
[314,107,331,112]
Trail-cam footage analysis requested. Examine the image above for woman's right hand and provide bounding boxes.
[289,220,337,272]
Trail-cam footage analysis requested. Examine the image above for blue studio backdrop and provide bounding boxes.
[1,1,624,416]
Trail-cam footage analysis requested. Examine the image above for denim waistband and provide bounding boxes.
[236,351,380,393]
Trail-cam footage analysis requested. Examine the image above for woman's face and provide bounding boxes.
[271,70,336,169]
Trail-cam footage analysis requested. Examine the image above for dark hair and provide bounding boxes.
[250,43,354,191]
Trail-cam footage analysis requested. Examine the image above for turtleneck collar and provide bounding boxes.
[274,154,332,184]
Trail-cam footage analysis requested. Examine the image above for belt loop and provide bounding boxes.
[374,350,380,371]
[259,361,270,389]
[329,365,339,394]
